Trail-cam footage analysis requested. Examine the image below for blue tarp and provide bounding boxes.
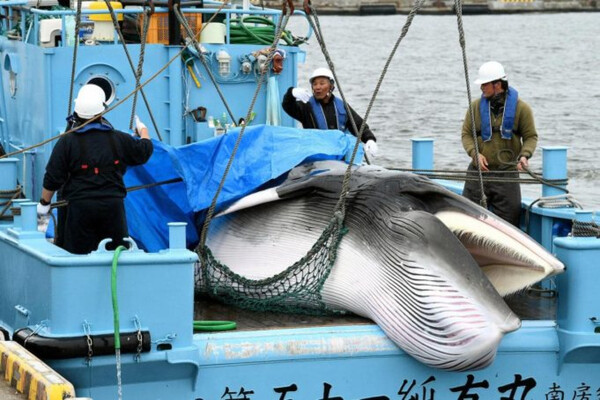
[124,125,364,252]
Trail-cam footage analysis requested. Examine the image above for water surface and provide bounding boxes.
[286,13,600,209]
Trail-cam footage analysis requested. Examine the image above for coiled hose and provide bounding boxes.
[229,16,295,45]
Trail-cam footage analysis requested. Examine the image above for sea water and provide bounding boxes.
[287,13,600,210]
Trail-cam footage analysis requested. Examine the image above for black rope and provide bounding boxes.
[103,0,162,140]
[174,5,237,126]
[0,187,22,221]
[195,0,294,249]
[67,0,82,115]
[47,176,184,210]
[454,0,487,208]
[129,7,152,131]
[1,5,233,162]
[572,220,600,238]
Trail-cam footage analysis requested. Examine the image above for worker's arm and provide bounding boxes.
[346,104,376,143]
[282,87,312,124]
[40,188,55,205]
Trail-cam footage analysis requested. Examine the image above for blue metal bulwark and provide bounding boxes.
[555,211,600,368]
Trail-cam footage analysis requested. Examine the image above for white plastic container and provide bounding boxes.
[200,23,226,44]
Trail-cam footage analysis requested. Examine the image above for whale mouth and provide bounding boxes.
[435,210,565,296]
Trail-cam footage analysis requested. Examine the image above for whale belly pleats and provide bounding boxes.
[207,195,520,370]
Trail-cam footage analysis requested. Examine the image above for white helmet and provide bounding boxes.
[74,84,106,119]
[309,67,334,84]
[474,61,507,85]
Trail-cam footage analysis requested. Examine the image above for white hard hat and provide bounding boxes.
[74,84,106,119]
[474,61,507,85]
[309,67,334,84]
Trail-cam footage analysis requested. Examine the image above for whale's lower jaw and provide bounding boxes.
[320,243,517,371]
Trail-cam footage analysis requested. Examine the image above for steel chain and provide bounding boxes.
[83,320,94,365]
[133,316,143,362]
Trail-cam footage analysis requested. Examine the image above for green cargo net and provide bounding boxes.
[196,212,348,315]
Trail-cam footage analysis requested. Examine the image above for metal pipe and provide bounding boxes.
[0,158,18,191]
[20,202,38,232]
[411,138,434,173]
[168,0,182,45]
[10,198,30,228]
[541,146,567,198]
[168,222,187,249]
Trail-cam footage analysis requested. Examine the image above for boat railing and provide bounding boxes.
[410,139,596,253]
[0,2,311,48]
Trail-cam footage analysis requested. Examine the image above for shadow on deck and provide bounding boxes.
[194,288,557,332]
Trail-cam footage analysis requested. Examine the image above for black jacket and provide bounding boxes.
[282,87,376,143]
[43,125,153,201]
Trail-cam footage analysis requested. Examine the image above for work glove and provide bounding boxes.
[365,140,378,159]
[291,88,311,103]
[134,115,146,136]
[37,202,51,216]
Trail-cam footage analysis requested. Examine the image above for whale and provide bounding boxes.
[202,161,565,371]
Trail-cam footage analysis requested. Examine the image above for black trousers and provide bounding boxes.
[61,197,129,254]
[462,164,522,227]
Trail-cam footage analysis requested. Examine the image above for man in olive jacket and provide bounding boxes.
[461,61,538,227]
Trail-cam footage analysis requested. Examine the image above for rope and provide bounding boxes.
[174,5,237,125]
[129,7,151,131]
[302,1,365,172]
[45,177,184,210]
[523,193,582,234]
[67,0,82,115]
[0,4,229,161]
[454,0,487,208]
[533,194,582,209]
[572,220,600,238]
[102,0,162,140]
[0,186,22,221]
[303,0,423,216]
[199,210,348,314]
[111,244,126,400]
[193,1,293,249]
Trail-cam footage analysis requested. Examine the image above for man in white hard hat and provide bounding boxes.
[282,67,378,160]
[461,61,538,227]
[37,84,154,254]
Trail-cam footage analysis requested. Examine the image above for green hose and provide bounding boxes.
[112,245,234,342]
[193,320,237,332]
[229,16,295,46]
[111,245,127,350]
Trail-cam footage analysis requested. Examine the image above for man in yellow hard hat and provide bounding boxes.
[282,67,378,160]
[461,61,538,227]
